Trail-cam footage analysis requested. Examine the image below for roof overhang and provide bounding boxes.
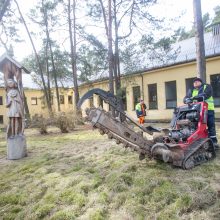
[0,53,30,73]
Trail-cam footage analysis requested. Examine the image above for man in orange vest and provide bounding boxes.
[135,99,147,124]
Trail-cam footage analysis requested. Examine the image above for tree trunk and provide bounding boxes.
[193,0,206,82]
[99,0,114,114]
[0,0,10,22]
[45,40,52,107]
[49,47,60,112]
[113,0,121,94]
[68,0,79,109]
[108,0,114,94]
[46,37,60,112]
[43,4,60,112]
[23,92,30,120]
[14,0,52,112]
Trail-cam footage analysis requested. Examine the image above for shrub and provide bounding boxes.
[54,112,69,133]
[73,110,84,125]
[29,111,83,134]
[52,111,76,133]
[30,114,48,134]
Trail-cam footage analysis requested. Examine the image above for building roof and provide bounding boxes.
[0,71,75,90]
[1,29,220,90]
[0,53,30,73]
[0,72,40,89]
[133,30,220,71]
[171,31,220,64]
[79,31,220,87]
[0,53,74,89]
[80,29,220,86]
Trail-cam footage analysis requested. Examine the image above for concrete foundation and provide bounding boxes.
[7,135,27,160]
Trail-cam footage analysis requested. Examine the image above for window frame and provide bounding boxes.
[68,95,73,104]
[132,86,141,110]
[165,80,177,109]
[0,115,3,124]
[210,73,220,107]
[89,96,94,108]
[119,87,127,111]
[60,95,65,104]
[98,96,103,108]
[148,83,158,110]
[185,77,194,94]
[0,96,3,105]
[31,97,38,105]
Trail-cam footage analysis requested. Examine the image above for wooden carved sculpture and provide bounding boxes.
[0,55,27,159]
[2,60,25,138]
[6,79,24,138]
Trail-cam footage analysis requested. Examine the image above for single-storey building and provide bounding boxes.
[0,25,219,125]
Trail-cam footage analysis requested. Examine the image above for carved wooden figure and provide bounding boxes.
[0,54,29,160]
[6,79,24,138]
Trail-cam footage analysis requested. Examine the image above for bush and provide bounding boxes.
[29,111,83,134]
[74,110,84,125]
[52,111,75,133]
[30,114,48,134]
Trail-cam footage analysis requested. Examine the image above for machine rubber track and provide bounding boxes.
[182,138,216,169]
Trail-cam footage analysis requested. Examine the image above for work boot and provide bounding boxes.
[210,137,218,151]
[214,143,219,151]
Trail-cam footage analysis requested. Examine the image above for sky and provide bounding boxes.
[0,0,220,62]
[155,0,220,29]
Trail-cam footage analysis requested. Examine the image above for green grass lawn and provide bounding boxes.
[0,124,220,220]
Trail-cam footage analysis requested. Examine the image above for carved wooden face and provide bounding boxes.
[7,80,17,88]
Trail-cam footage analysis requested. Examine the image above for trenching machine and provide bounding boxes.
[77,88,216,169]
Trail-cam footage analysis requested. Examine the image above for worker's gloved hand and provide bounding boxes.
[192,95,204,101]
[184,98,193,104]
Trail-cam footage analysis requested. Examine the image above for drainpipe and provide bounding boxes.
[140,73,144,100]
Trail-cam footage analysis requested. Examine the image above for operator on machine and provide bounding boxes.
[183,77,218,149]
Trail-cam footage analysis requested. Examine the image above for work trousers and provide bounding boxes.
[207,110,218,144]
[138,116,145,125]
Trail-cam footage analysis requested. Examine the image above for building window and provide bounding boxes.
[50,96,53,105]
[98,96,103,108]
[148,83,158,109]
[133,86,140,110]
[185,77,194,93]
[0,96,3,105]
[60,95,64,104]
[0,115,3,124]
[31,97,37,105]
[210,74,220,107]
[68,95,73,104]
[120,88,127,111]
[89,96,94,108]
[165,81,177,109]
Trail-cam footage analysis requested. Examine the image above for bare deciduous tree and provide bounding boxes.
[99,0,114,94]
[68,0,80,109]
[14,0,52,112]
